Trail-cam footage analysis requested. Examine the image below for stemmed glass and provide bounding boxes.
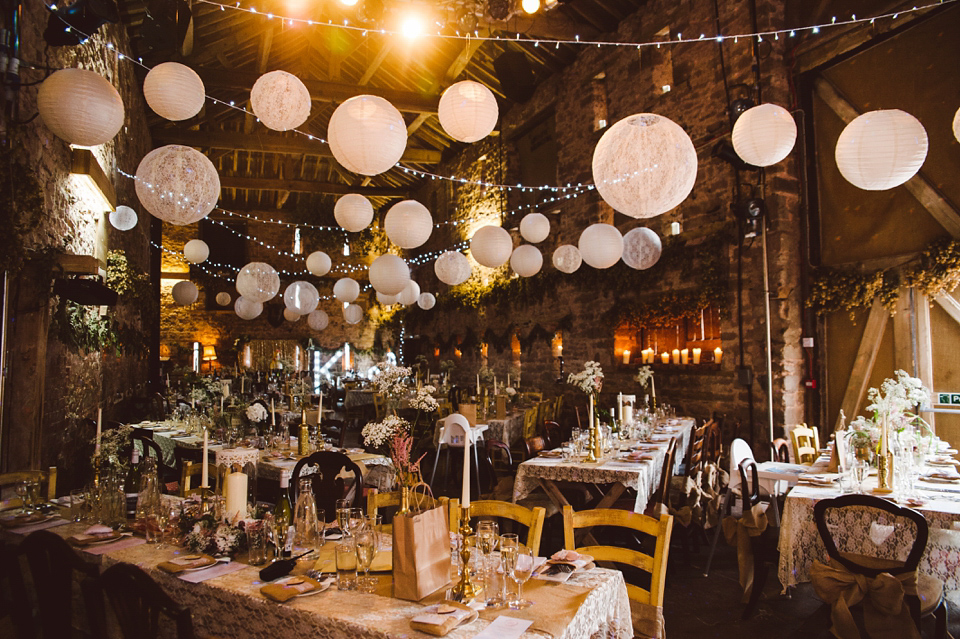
[355,529,377,593]
[15,480,30,514]
[476,521,502,607]
[502,544,534,609]
[335,499,351,537]
[853,459,868,493]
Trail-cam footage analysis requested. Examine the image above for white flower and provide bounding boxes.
[410,386,439,412]
[362,415,410,448]
[505,387,517,396]
[371,363,412,400]
[634,366,654,388]
[246,403,267,422]
[568,361,604,395]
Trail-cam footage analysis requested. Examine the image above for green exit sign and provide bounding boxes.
[937,393,960,405]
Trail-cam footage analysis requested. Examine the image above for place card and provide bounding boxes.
[471,615,533,639]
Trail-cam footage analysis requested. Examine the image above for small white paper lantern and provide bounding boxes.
[183,239,209,264]
[578,224,623,269]
[236,262,280,303]
[510,245,543,277]
[519,213,550,243]
[143,62,205,121]
[377,291,399,305]
[37,68,124,147]
[553,245,583,273]
[135,145,220,225]
[369,254,410,296]
[592,113,697,219]
[306,251,332,277]
[398,280,421,306]
[343,304,364,324]
[307,309,329,331]
[283,281,320,315]
[470,225,513,268]
[333,278,360,303]
[283,308,301,322]
[953,106,960,143]
[171,280,198,305]
[835,109,928,191]
[109,206,138,231]
[417,292,436,310]
[435,251,472,285]
[215,292,231,306]
[621,227,662,270]
[250,70,311,132]
[328,95,407,176]
[384,200,433,249]
[438,80,499,143]
[334,194,375,232]
[234,296,263,320]
[732,103,797,167]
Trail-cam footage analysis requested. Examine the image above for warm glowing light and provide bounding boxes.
[339,0,358,5]
[522,0,540,13]
[400,13,424,38]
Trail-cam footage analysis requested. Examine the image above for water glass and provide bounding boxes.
[336,541,358,590]
[504,545,534,609]
[247,520,269,566]
[69,489,85,522]
[355,529,378,593]
[15,480,30,514]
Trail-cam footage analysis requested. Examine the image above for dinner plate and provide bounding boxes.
[83,533,124,546]
[921,476,960,484]
[181,561,220,572]
[297,579,333,597]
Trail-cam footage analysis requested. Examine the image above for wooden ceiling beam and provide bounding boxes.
[218,176,406,196]
[359,40,395,85]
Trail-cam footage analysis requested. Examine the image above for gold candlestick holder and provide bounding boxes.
[876,451,894,493]
[584,420,599,463]
[452,506,477,601]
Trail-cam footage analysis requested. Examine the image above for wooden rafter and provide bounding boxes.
[935,291,960,325]
[835,297,887,432]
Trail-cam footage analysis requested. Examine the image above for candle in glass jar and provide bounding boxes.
[681,349,689,365]
[661,352,669,364]
[622,350,631,365]
[672,349,680,365]
[714,347,723,364]
[692,348,702,364]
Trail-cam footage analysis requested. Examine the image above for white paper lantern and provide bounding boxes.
[37,68,124,146]
[283,308,301,322]
[283,280,320,314]
[307,309,329,331]
[328,95,407,176]
[510,245,543,277]
[435,251,472,285]
[234,296,263,320]
[143,62,205,121]
[384,200,433,249]
[334,194,374,232]
[236,262,280,303]
[592,113,697,219]
[578,224,623,269]
[621,228,662,270]
[470,225,513,268]
[398,280,421,306]
[109,206,138,231]
[369,254,410,295]
[377,291,399,305]
[215,292,231,306]
[250,70,311,132]
[732,103,797,167]
[183,239,209,264]
[553,245,582,273]
[171,281,198,305]
[418,293,436,310]
[519,213,550,243]
[343,304,364,324]
[333,278,360,303]
[835,109,928,191]
[306,251,332,276]
[438,80,499,143]
[954,106,960,143]
[135,145,220,225]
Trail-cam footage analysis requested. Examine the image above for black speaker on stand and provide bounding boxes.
[493,51,536,103]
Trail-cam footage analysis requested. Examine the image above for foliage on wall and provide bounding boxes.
[0,157,46,274]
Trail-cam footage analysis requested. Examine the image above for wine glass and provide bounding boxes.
[504,545,535,609]
[15,480,30,514]
[853,459,868,493]
[476,521,501,607]
[355,529,377,593]
[335,500,351,537]
[348,508,366,537]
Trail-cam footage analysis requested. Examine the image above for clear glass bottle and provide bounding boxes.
[274,473,294,558]
[293,477,320,552]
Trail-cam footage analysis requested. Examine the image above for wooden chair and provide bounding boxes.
[95,563,198,639]
[292,451,364,521]
[540,398,556,424]
[450,498,546,555]
[179,461,207,498]
[737,459,781,619]
[790,423,820,465]
[134,435,179,491]
[702,420,722,465]
[367,489,449,525]
[373,393,387,421]
[650,437,678,511]
[541,421,562,449]
[521,405,539,440]
[520,392,543,403]
[770,437,790,462]
[319,418,347,449]
[687,420,712,475]
[524,436,546,459]
[151,392,167,420]
[0,468,57,510]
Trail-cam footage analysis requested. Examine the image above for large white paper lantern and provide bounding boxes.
[334,194,374,232]
[143,62,205,121]
[283,308,301,322]
[236,262,280,303]
[135,145,220,225]
[519,213,550,243]
[470,225,513,268]
[37,68,124,146]
[328,95,407,176]
[621,227,662,270]
[578,224,623,269]
[333,278,360,303]
[250,70,311,132]
[377,291,399,305]
[283,281,320,314]
[592,113,697,219]
[954,106,960,143]
[183,239,209,264]
[510,245,543,277]
[171,281,198,305]
[343,304,364,324]
[307,309,329,331]
[384,200,433,249]
[398,280,421,306]
[732,103,797,167]
[109,206,138,231]
[835,109,928,191]
[306,251,331,276]
[435,251,472,285]
[553,245,582,273]
[438,80,499,143]
[215,292,231,306]
[235,296,263,320]
[369,254,410,295]
[418,293,436,310]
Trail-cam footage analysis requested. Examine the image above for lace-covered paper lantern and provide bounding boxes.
[235,262,280,303]
[835,109,928,190]
[438,80,499,143]
[435,251,472,285]
[398,280,421,306]
[183,239,209,264]
[171,281,198,305]
[418,293,436,310]
[470,225,512,268]
[377,291,399,305]
[143,62,205,121]
[109,206,138,231]
[250,70,311,132]
[519,213,550,243]
[215,292,231,306]
[592,113,697,219]
[369,254,410,296]
[732,103,797,167]
[283,308,301,322]
[552,245,582,274]
[621,227,662,270]
[135,145,220,225]
[306,251,331,277]
[333,278,360,303]
[328,95,407,176]
[235,296,263,320]
[578,224,623,269]
[283,281,320,315]
[37,68,124,146]
[307,310,329,331]
[334,194,375,232]
[384,201,433,249]
[343,304,364,324]
[510,245,543,277]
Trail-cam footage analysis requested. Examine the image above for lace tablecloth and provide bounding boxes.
[483,411,525,445]
[258,450,395,491]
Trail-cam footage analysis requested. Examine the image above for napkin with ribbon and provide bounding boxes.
[68,524,122,546]
[157,554,217,574]
[721,502,769,602]
[260,575,328,603]
[410,601,478,636]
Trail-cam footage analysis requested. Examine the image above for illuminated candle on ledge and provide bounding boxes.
[622,350,631,365]
[672,349,680,365]
[714,347,723,364]
[681,348,689,365]
[692,348,702,364]
[661,352,670,364]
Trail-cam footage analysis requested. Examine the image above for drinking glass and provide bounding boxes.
[476,521,502,606]
[504,545,534,609]
[348,508,365,537]
[15,480,30,514]
[355,529,377,593]
[27,479,42,512]
[853,459,868,493]
[365,514,383,549]
[247,520,269,566]
[336,540,358,590]
[335,499,351,536]
[69,489,85,522]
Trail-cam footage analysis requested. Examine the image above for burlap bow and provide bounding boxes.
[722,503,768,602]
[810,558,921,639]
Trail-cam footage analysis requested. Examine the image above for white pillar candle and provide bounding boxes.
[681,349,689,365]
[661,352,670,364]
[318,392,323,425]
[672,349,680,365]
[241,377,245,394]
[220,396,224,413]
[588,394,595,431]
[224,470,248,521]
[692,348,702,364]
[714,347,723,364]
[271,398,276,426]
[618,392,623,422]
[622,350,631,365]
[625,405,634,424]
[650,377,657,401]
[201,429,209,488]
[461,427,471,509]
[507,373,511,388]
[476,374,480,396]
[95,408,102,454]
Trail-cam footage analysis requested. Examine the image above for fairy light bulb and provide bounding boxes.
[522,0,540,14]
[400,13,423,38]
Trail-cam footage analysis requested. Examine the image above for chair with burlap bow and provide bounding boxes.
[811,494,947,639]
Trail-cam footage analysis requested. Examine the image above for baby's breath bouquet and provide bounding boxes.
[568,361,604,396]
[371,363,412,400]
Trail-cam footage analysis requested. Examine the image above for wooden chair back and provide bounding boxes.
[702,420,722,465]
[151,392,166,420]
[655,437,678,506]
[0,467,57,510]
[366,488,449,524]
[179,461,207,497]
[99,562,197,639]
[450,498,546,555]
[522,406,539,440]
[541,421,562,449]
[292,451,364,519]
[737,459,763,510]
[540,398,556,424]
[524,436,546,459]
[320,418,348,449]
[790,424,820,465]
[688,420,714,475]
[770,437,790,463]
[373,393,388,421]
[521,392,543,403]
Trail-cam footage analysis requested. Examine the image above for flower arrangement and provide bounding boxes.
[478,365,495,384]
[568,361,604,395]
[634,365,654,389]
[92,424,134,476]
[362,414,410,449]
[189,376,225,406]
[505,386,518,404]
[180,511,247,557]
[371,363,412,400]
[389,432,427,486]
[246,402,268,423]
[848,370,932,459]
[410,385,439,413]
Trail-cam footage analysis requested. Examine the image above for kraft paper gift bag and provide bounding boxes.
[393,503,451,601]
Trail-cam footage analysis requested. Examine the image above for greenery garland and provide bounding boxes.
[0,158,45,275]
